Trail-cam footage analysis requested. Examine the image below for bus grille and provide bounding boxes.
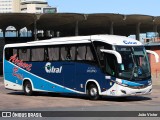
[128,85,149,89]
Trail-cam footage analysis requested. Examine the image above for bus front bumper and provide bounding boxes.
[100,83,152,97]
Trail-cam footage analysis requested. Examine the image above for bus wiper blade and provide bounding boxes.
[129,53,137,80]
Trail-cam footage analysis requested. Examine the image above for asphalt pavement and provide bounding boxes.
[0,76,160,120]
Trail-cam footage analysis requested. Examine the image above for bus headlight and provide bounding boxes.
[112,79,128,87]
[148,80,152,86]
[116,79,122,84]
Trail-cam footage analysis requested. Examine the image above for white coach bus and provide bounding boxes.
[3,34,159,100]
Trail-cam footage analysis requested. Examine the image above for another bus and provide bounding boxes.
[3,35,159,100]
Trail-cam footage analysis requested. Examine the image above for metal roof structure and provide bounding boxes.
[0,13,36,30]
[0,13,160,40]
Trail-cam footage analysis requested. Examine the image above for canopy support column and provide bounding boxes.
[75,21,79,36]
[110,22,114,35]
[136,23,141,41]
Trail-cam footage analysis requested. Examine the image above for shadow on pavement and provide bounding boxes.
[7,91,152,102]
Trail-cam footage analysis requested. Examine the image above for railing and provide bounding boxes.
[143,38,160,43]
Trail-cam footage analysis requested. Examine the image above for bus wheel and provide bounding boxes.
[24,81,33,96]
[88,84,99,100]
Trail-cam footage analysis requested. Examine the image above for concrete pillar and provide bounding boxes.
[2,28,5,38]
[17,28,20,37]
[34,19,37,41]
[153,24,158,36]
[75,21,79,36]
[110,22,114,35]
[153,24,158,42]
[136,23,141,41]
[153,25,158,32]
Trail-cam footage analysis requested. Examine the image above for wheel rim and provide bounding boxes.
[25,84,31,93]
[90,87,97,96]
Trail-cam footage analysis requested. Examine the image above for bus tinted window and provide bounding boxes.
[5,48,13,60]
[48,47,59,61]
[61,47,67,60]
[31,48,44,61]
[19,48,30,61]
[86,46,94,60]
[96,46,104,60]
[61,46,76,61]
[76,45,94,61]
[13,48,18,55]
[77,46,86,60]
[70,46,76,60]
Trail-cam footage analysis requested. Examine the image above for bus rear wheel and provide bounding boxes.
[23,81,33,96]
[87,84,100,100]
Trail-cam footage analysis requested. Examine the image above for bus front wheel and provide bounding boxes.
[23,81,33,96]
[87,84,100,100]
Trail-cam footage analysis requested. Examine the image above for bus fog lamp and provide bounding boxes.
[121,90,126,94]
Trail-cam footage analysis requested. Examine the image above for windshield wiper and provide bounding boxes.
[129,53,137,80]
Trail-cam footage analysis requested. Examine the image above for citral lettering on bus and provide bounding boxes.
[123,40,137,45]
[45,62,62,73]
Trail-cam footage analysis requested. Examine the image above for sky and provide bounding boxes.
[47,0,160,16]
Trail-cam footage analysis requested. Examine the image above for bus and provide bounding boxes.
[3,35,159,100]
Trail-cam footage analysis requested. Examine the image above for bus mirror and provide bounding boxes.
[100,49,122,64]
[146,50,159,63]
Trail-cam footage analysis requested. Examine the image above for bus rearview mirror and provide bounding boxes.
[100,49,122,64]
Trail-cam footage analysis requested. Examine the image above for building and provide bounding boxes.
[0,0,56,13]
[21,0,50,13]
[0,0,21,13]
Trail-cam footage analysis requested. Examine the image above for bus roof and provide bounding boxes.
[4,34,143,48]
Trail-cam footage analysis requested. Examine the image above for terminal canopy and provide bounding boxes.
[0,13,160,39]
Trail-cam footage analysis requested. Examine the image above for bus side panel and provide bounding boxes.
[4,60,23,90]
[4,60,74,93]
[28,61,77,93]
[75,62,115,93]
[4,60,115,95]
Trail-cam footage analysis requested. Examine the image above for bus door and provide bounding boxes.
[62,63,76,92]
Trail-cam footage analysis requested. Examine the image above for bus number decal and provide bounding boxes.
[87,67,97,73]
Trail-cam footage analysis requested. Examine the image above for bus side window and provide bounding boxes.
[13,49,17,55]
[86,46,94,60]
[96,46,104,60]
[61,47,67,60]
[19,48,30,61]
[31,47,44,61]
[61,46,76,61]
[70,46,76,60]
[105,53,117,76]
[5,48,13,60]
[96,46,104,67]
[77,46,86,60]
[48,47,59,61]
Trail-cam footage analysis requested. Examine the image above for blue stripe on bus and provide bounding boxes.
[121,80,143,86]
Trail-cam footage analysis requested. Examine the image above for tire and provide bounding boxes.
[87,84,100,100]
[23,81,33,96]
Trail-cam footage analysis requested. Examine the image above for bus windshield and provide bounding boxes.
[115,46,151,80]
